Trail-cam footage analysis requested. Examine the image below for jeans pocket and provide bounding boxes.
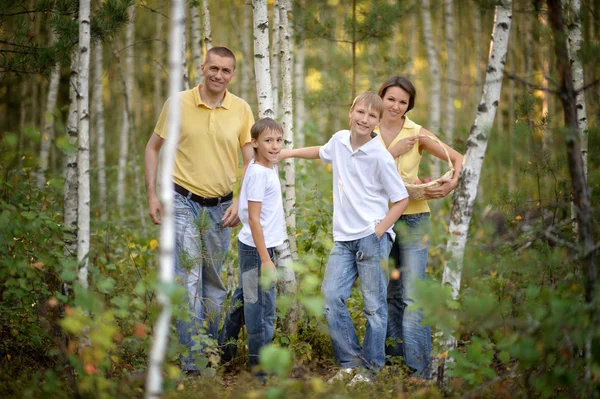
[241,267,259,304]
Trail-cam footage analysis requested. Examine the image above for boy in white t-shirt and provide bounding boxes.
[279,92,409,384]
[219,118,285,376]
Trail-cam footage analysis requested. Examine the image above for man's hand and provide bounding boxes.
[423,177,456,199]
[148,196,163,225]
[222,199,240,227]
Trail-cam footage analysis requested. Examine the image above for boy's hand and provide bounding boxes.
[375,224,386,239]
[277,149,293,162]
[260,260,277,287]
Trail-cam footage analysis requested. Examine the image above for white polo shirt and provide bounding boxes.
[238,161,285,248]
[319,130,409,242]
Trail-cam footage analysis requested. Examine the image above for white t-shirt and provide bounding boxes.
[238,161,285,248]
[319,130,409,242]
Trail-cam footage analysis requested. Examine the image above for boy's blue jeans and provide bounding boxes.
[386,212,432,378]
[174,191,232,371]
[219,241,276,368]
[321,232,393,370]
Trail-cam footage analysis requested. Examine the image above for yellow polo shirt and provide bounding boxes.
[154,85,254,198]
[376,116,430,215]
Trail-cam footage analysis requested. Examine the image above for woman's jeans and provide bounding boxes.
[219,241,276,368]
[321,233,393,370]
[386,212,432,378]
[174,192,232,371]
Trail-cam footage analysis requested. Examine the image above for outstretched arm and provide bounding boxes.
[419,129,464,198]
[279,146,321,161]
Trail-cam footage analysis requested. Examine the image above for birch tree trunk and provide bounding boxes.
[77,0,92,289]
[253,0,274,119]
[93,41,107,222]
[444,0,456,144]
[64,48,79,263]
[271,0,280,118]
[438,0,512,385]
[191,1,203,85]
[145,0,184,396]
[117,5,135,216]
[420,0,442,178]
[202,0,212,51]
[547,0,597,382]
[37,33,60,189]
[566,0,589,231]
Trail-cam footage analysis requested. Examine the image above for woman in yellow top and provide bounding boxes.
[377,76,463,378]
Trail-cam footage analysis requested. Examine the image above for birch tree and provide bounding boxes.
[93,41,107,222]
[191,1,203,85]
[64,48,79,264]
[444,0,456,144]
[77,0,92,288]
[117,4,135,216]
[253,0,274,118]
[420,0,442,177]
[202,0,212,51]
[145,0,185,396]
[566,0,589,230]
[271,0,280,118]
[36,33,60,189]
[438,0,513,383]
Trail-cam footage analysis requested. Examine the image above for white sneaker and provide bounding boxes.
[347,372,372,387]
[327,367,355,384]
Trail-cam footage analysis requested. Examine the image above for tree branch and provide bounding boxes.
[504,72,561,94]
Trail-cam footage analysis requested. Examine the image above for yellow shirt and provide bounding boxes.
[376,116,430,215]
[154,86,254,198]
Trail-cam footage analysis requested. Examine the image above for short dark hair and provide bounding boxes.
[205,46,237,70]
[378,76,417,113]
[251,118,284,142]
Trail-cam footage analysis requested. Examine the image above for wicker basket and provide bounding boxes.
[402,135,454,201]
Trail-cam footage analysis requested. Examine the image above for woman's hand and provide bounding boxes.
[423,177,456,198]
[389,136,419,158]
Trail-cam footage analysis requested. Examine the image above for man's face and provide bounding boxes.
[201,54,235,95]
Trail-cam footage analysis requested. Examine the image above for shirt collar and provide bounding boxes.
[340,130,380,154]
[193,84,232,109]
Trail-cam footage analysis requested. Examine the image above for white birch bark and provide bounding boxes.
[37,33,60,189]
[294,43,306,148]
[64,48,79,262]
[420,0,442,178]
[444,0,456,144]
[145,1,184,396]
[444,0,512,328]
[93,41,107,222]
[566,0,589,230]
[271,0,280,118]
[117,5,135,216]
[191,1,203,85]
[253,0,274,118]
[202,0,212,51]
[77,0,92,289]
[438,1,512,383]
[241,2,252,101]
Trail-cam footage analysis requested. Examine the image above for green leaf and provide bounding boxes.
[259,345,292,377]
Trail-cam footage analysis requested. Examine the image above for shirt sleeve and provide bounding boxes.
[238,102,255,148]
[154,97,172,139]
[318,134,336,164]
[245,168,267,202]
[380,158,409,203]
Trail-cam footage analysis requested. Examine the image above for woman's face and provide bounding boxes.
[382,86,411,122]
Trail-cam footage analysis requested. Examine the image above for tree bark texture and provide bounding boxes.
[145,0,185,397]
[64,48,79,262]
[202,0,212,51]
[271,0,280,118]
[253,0,274,118]
[191,1,203,85]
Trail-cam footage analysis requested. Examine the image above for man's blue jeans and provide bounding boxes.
[219,241,276,368]
[321,232,393,370]
[174,191,232,371]
[386,212,432,378]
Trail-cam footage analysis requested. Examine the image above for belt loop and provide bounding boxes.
[217,195,222,206]
[186,191,192,200]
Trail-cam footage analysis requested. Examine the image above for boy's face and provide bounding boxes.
[348,102,380,137]
[252,128,284,166]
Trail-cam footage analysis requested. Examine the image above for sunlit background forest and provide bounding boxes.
[1,0,599,397]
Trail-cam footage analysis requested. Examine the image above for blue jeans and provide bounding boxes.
[386,212,432,378]
[218,241,276,368]
[321,233,393,370]
[174,191,232,371]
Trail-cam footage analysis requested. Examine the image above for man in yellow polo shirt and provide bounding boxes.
[144,46,254,373]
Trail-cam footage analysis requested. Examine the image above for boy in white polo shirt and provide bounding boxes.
[279,92,409,384]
